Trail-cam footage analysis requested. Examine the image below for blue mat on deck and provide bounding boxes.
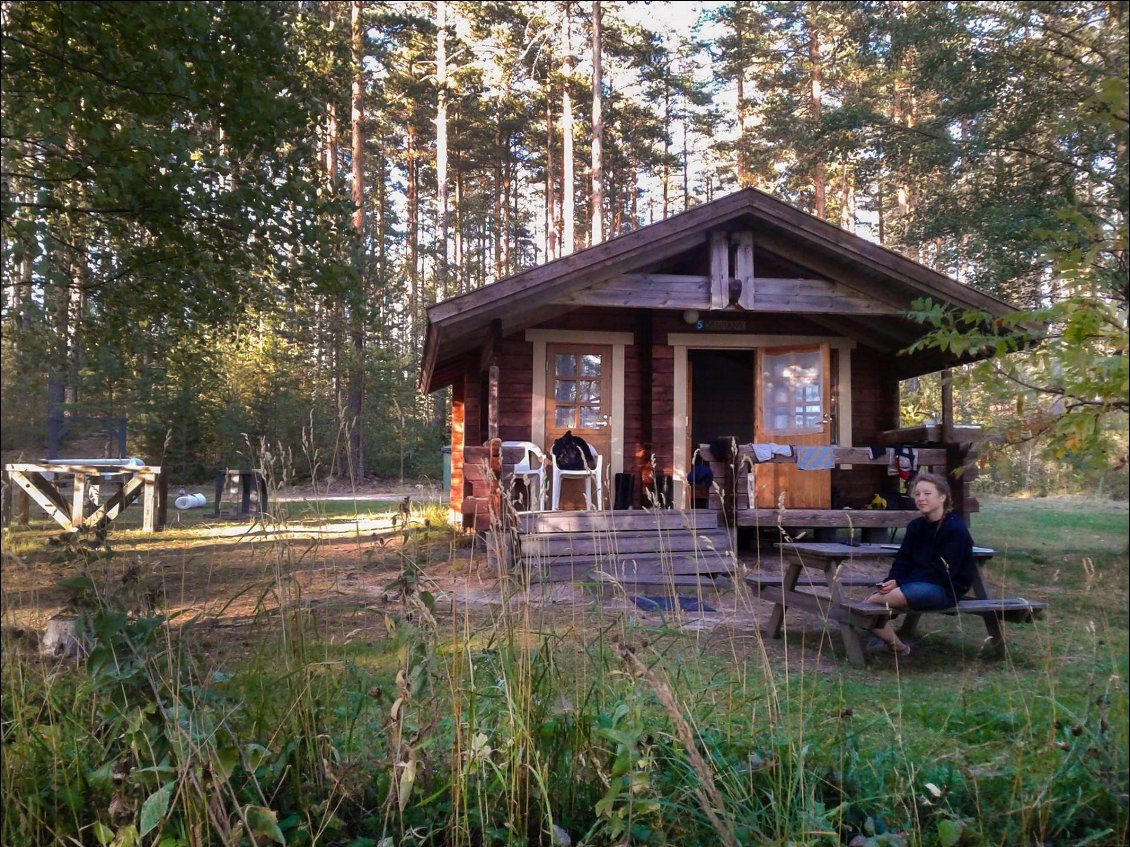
[631,595,715,613]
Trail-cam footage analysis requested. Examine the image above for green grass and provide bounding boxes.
[2,496,1127,846]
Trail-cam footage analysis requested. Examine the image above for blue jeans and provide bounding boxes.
[900,581,953,611]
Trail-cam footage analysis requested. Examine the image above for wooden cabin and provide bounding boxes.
[419,188,1013,548]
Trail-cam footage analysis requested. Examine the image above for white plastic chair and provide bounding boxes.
[551,446,603,511]
[501,440,548,511]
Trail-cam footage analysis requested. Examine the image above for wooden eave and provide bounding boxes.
[419,188,1018,393]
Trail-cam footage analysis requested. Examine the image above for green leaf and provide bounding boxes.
[93,821,115,846]
[139,782,174,836]
[938,818,965,847]
[211,741,240,781]
[245,805,286,844]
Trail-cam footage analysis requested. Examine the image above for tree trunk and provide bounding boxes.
[545,93,558,260]
[501,128,512,274]
[590,0,603,245]
[662,86,671,218]
[681,99,689,210]
[454,170,463,292]
[808,17,826,219]
[435,0,450,299]
[561,2,575,256]
[493,108,503,280]
[407,123,419,349]
[348,0,365,481]
[735,13,749,187]
[66,256,84,408]
[840,162,854,229]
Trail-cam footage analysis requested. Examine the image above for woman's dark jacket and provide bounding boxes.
[885,512,976,603]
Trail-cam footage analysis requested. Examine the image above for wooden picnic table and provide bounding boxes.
[747,541,1045,666]
[4,461,166,533]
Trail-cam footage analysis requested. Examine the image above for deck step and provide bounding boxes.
[593,572,734,592]
[520,527,731,557]
[522,549,734,572]
[526,552,736,584]
[515,509,720,534]
[488,509,735,585]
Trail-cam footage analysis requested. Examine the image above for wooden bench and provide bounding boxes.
[841,597,1046,646]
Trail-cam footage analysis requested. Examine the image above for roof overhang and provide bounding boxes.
[419,188,1019,393]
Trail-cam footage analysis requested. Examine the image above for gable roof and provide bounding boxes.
[420,187,1017,392]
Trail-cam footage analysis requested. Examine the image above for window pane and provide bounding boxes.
[555,407,575,428]
[578,379,601,402]
[580,406,602,428]
[579,354,602,376]
[556,354,577,376]
[555,381,576,402]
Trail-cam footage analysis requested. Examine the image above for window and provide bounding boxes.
[553,352,604,429]
[761,348,825,434]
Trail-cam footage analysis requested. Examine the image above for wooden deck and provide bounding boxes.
[691,441,979,532]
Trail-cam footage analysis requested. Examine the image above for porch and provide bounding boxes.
[460,422,981,590]
[691,424,982,539]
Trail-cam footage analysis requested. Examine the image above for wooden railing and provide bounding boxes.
[690,441,978,532]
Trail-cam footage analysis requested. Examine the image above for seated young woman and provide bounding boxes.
[866,471,976,656]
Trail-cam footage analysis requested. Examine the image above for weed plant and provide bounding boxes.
[1,493,1126,846]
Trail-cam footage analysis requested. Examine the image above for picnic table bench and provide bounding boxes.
[747,541,1046,666]
[4,460,166,533]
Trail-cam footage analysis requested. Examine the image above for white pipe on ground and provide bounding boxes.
[174,492,207,510]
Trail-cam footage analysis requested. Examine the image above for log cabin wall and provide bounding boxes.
[450,377,466,519]
[464,364,483,448]
[496,336,534,442]
[452,363,482,521]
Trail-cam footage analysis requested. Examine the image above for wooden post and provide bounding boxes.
[488,436,502,524]
[157,470,168,530]
[710,230,729,310]
[940,368,967,520]
[1,468,11,527]
[488,359,500,441]
[734,230,755,310]
[941,368,955,443]
[450,378,466,524]
[71,471,88,531]
[142,473,157,533]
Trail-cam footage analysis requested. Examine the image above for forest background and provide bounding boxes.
[2,0,1126,498]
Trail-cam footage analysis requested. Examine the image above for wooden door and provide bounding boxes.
[545,344,612,506]
[754,344,832,509]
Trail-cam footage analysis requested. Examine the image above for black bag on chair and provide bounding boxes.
[552,430,594,470]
